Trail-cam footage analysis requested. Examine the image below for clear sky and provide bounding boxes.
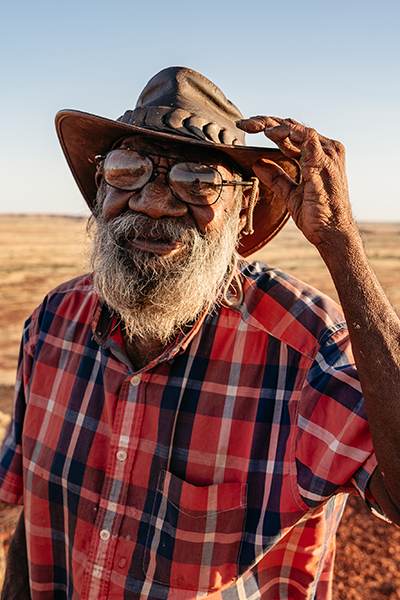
[1,0,399,221]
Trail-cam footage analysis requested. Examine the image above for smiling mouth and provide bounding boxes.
[126,236,184,256]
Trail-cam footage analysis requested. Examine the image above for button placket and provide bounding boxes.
[83,374,146,597]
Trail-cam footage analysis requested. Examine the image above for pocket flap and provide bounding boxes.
[144,470,247,592]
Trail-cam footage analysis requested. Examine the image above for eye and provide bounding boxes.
[103,150,153,190]
[168,163,223,205]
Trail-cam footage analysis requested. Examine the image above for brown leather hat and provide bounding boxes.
[55,66,300,256]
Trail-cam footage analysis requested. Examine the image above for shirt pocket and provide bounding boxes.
[143,470,247,592]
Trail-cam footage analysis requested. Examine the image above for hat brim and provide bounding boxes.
[55,109,300,257]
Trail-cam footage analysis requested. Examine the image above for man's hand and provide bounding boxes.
[237,116,354,249]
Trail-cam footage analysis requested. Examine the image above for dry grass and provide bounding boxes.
[1,215,400,597]
[0,215,88,386]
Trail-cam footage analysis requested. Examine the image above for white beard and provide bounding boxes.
[89,203,241,344]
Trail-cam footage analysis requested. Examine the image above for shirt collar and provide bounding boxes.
[91,299,212,367]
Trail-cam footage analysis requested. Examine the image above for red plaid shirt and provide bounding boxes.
[0,261,377,600]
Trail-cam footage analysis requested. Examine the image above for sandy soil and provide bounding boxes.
[1,215,400,597]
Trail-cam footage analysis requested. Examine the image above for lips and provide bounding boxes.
[126,236,184,256]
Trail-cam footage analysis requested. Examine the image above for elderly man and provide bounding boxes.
[1,66,400,600]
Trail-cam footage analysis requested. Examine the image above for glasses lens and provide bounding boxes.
[103,149,153,190]
[169,163,222,205]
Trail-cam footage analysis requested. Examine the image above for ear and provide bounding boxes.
[238,182,259,235]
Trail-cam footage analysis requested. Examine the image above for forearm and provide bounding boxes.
[318,227,400,514]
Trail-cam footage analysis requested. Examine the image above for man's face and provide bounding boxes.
[89,135,244,345]
[99,135,245,252]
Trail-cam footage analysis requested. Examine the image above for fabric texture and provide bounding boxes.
[0,261,377,600]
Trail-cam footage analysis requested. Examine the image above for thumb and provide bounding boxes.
[252,158,297,202]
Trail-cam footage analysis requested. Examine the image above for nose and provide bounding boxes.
[127,173,188,220]
[101,173,189,223]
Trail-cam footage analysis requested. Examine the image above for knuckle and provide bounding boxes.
[250,115,268,122]
[308,128,319,139]
[334,140,346,155]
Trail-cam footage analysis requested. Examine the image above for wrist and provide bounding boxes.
[316,221,364,266]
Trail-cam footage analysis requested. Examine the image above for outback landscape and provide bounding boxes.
[1,214,400,598]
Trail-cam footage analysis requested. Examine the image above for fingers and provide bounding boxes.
[252,158,298,203]
[237,116,305,159]
[236,116,345,164]
[236,116,279,134]
[239,117,350,246]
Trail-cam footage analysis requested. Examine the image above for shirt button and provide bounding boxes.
[100,529,111,541]
[130,374,141,386]
[118,556,127,568]
[116,449,127,462]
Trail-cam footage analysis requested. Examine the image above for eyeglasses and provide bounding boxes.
[95,148,256,206]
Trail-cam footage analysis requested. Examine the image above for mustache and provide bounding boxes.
[90,197,242,344]
[105,212,198,247]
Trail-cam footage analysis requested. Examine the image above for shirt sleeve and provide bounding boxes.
[0,305,42,505]
[294,323,378,509]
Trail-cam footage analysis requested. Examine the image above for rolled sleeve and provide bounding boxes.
[295,324,377,508]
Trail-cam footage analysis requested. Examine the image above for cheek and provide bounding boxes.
[188,204,228,238]
[101,187,130,223]
[189,186,238,237]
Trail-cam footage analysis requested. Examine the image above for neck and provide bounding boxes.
[122,330,170,370]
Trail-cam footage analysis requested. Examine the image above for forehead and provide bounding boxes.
[117,134,237,171]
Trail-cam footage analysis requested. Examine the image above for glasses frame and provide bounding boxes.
[95,148,256,207]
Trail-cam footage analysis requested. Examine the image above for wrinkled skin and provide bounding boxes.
[237,116,400,525]
[238,116,352,248]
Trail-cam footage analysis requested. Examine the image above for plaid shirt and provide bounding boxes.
[0,261,377,600]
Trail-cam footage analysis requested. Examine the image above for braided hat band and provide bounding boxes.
[119,105,243,146]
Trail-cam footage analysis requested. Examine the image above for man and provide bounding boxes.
[1,66,400,600]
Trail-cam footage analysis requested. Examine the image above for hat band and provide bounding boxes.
[118,106,244,146]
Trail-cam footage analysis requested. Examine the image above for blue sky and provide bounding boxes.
[1,0,399,220]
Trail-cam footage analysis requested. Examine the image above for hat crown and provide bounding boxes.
[118,67,246,146]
